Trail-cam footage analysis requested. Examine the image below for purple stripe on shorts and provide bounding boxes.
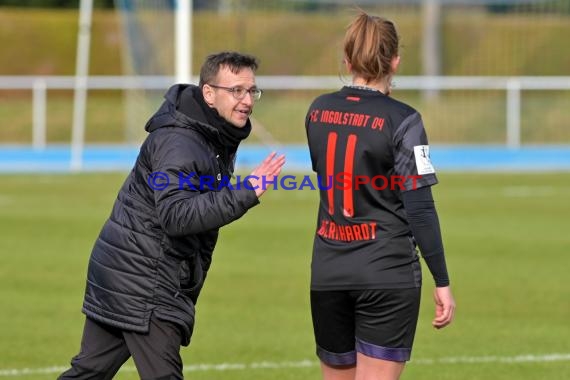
[356,338,411,362]
[316,345,357,366]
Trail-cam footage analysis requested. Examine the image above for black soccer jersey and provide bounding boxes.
[305,86,438,290]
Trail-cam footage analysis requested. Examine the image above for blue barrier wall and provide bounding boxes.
[1,145,570,173]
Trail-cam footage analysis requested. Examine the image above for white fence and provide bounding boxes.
[2,75,570,151]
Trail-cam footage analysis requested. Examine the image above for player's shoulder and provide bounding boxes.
[308,90,341,110]
[382,95,420,122]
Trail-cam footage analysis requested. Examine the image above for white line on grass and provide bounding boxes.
[411,353,570,364]
[502,185,557,197]
[1,353,569,377]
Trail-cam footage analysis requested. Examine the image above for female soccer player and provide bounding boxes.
[305,12,456,380]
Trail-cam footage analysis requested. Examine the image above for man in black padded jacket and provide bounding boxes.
[59,52,285,380]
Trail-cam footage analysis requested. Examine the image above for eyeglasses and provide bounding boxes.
[207,84,262,100]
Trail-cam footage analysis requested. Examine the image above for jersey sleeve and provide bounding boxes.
[392,112,438,191]
[305,106,318,172]
[402,186,450,287]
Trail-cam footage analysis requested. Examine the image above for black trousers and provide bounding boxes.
[58,315,183,380]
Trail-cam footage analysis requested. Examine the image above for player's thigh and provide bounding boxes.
[354,288,421,362]
[311,290,357,366]
[355,352,405,380]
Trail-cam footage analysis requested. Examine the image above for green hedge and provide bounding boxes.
[0,7,568,76]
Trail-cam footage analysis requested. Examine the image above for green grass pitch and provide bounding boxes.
[0,171,569,379]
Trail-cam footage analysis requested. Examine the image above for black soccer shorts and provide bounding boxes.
[310,288,421,366]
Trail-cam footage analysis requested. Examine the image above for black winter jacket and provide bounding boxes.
[82,84,259,345]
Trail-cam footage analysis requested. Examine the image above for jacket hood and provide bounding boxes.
[144,84,222,142]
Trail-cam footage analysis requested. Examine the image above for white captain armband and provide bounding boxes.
[413,145,436,175]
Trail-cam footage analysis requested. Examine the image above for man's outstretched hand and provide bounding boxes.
[248,152,286,197]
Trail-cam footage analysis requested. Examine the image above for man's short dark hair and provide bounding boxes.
[199,51,259,87]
